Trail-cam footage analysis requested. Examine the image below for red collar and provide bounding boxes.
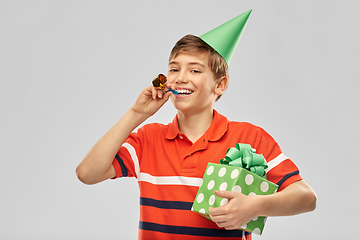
[166,109,228,142]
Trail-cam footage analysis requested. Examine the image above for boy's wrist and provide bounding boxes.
[251,194,270,217]
[126,107,150,125]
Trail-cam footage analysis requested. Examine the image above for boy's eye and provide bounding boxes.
[169,69,178,72]
[191,70,201,73]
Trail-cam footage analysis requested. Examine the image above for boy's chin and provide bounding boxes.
[173,105,208,116]
[172,103,191,114]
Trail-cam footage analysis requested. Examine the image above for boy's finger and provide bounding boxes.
[164,90,173,98]
[159,88,174,99]
[150,86,164,100]
[208,205,229,216]
[214,190,239,199]
[165,82,177,92]
[150,86,158,99]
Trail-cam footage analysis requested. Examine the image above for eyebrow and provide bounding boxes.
[169,61,206,68]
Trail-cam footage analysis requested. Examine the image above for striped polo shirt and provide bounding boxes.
[112,110,302,239]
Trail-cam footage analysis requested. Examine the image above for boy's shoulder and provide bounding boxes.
[138,121,171,134]
[210,111,265,140]
[227,120,263,136]
[217,111,261,132]
[228,120,262,131]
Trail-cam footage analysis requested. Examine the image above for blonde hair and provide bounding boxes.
[169,34,229,101]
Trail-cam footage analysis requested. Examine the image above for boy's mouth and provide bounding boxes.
[176,89,194,95]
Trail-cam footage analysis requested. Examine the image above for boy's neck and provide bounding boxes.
[177,109,214,143]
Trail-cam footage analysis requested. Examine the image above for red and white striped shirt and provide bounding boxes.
[112,110,302,240]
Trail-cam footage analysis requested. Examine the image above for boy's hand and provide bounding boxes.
[131,83,174,118]
[208,190,259,230]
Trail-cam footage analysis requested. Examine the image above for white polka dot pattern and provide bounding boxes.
[197,193,204,203]
[245,174,254,185]
[209,195,215,205]
[192,163,278,236]
[231,169,239,179]
[220,198,228,206]
[219,182,227,191]
[218,167,226,177]
[207,180,215,190]
[207,165,214,175]
[260,181,269,192]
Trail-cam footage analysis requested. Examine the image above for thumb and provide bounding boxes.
[154,90,173,111]
[214,190,239,200]
[156,91,172,106]
[163,90,173,100]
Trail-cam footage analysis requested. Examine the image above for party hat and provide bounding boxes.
[200,9,252,65]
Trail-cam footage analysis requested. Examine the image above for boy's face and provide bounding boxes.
[167,52,220,115]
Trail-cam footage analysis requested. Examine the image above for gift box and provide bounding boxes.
[191,143,278,235]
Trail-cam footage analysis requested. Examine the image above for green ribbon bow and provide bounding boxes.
[220,143,268,178]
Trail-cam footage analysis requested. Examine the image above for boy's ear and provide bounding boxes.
[214,76,229,96]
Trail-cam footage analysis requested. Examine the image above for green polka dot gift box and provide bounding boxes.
[191,143,278,235]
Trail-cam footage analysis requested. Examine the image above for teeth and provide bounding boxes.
[177,89,193,94]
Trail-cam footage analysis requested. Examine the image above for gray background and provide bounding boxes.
[1,0,359,239]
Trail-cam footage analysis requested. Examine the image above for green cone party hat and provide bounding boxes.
[200,9,252,65]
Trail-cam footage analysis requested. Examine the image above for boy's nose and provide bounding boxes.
[176,72,189,84]
[176,78,189,84]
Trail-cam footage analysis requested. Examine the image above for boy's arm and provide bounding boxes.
[209,180,316,230]
[76,85,173,185]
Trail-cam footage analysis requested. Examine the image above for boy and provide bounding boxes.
[76,10,316,240]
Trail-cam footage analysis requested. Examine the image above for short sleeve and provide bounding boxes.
[254,127,302,191]
[111,128,144,179]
